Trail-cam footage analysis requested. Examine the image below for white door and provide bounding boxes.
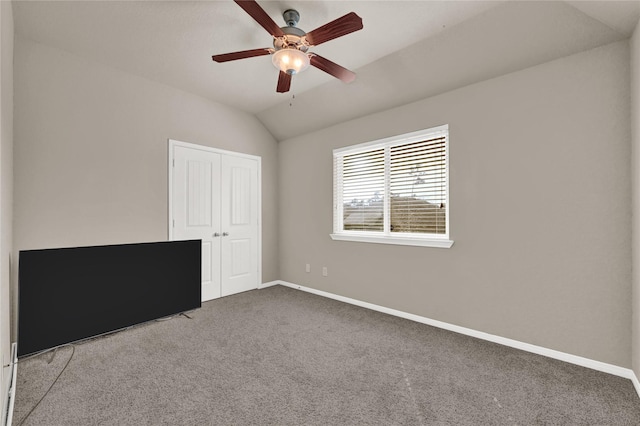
[170,141,260,302]
[172,145,222,301]
[221,155,259,297]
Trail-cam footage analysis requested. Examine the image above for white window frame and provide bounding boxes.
[331,125,453,248]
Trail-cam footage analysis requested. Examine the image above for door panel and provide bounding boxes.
[231,167,251,225]
[230,239,251,277]
[186,160,213,227]
[172,146,221,302]
[201,241,212,282]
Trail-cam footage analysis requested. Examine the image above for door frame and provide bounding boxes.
[168,139,262,287]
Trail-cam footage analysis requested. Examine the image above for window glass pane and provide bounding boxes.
[389,138,446,234]
[342,148,385,232]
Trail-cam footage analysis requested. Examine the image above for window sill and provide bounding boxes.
[330,233,454,248]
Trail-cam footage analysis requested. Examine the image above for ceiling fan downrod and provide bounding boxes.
[283,9,300,27]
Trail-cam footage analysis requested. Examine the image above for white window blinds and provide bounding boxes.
[389,136,446,235]
[333,125,449,244]
[341,148,385,232]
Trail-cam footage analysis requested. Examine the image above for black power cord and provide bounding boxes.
[17,345,75,426]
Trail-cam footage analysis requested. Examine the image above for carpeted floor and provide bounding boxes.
[12,285,640,425]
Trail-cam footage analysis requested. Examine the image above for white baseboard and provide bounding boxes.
[631,371,640,399]
[270,280,640,399]
[258,281,280,289]
[2,343,17,426]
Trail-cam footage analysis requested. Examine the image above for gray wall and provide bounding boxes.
[631,18,640,382]
[279,40,631,367]
[10,22,638,374]
[13,37,279,336]
[0,0,13,405]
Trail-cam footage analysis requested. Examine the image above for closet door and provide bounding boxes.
[172,146,222,301]
[220,155,259,297]
[170,140,261,301]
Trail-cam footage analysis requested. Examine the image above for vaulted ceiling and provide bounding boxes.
[12,1,640,141]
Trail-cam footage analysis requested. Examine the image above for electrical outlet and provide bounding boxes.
[322,267,328,277]
[306,263,311,273]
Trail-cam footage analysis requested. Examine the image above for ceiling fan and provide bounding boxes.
[212,0,363,93]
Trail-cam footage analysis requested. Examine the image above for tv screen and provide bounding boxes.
[18,240,201,358]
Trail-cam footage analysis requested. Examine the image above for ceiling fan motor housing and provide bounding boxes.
[273,26,308,52]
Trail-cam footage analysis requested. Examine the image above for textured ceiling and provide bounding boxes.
[12,0,640,141]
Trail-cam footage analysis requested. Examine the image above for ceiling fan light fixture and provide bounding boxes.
[272,48,310,75]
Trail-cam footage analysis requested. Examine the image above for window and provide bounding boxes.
[331,125,453,248]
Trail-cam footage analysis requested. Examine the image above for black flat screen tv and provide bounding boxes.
[18,240,201,358]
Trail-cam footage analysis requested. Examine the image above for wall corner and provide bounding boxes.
[630,17,640,395]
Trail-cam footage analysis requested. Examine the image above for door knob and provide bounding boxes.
[222,232,229,237]
[213,233,220,237]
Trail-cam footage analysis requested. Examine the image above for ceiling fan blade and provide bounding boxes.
[276,71,292,93]
[212,48,272,63]
[234,0,285,37]
[310,54,356,83]
[304,12,363,46]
